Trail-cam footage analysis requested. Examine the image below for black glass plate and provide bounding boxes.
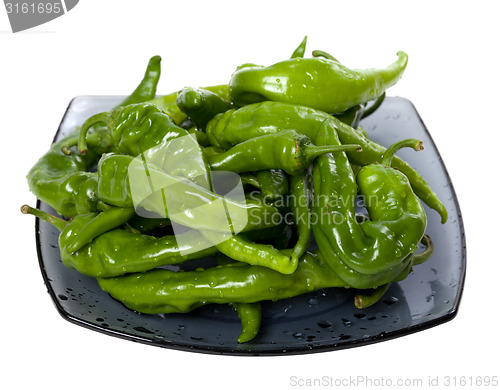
[34,96,466,355]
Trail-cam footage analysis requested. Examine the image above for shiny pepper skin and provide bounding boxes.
[78,103,189,156]
[207,129,360,176]
[229,52,408,114]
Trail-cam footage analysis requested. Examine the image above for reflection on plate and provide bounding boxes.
[34,96,466,355]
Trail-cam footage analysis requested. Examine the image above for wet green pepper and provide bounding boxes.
[176,87,233,129]
[97,153,135,207]
[78,102,188,156]
[290,35,308,59]
[228,51,407,113]
[119,55,162,107]
[97,250,347,314]
[27,129,111,217]
[255,169,289,203]
[354,233,434,308]
[207,129,360,175]
[126,214,171,234]
[21,205,218,277]
[201,231,297,274]
[289,171,311,262]
[312,139,427,288]
[230,302,261,343]
[148,84,230,125]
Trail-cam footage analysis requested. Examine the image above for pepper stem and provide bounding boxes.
[60,135,80,155]
[20,205,65,231]
[411,234,434,266]
[303,144,361,164]
[354,283,391,309]
[381,138,423,167]
[312,50,340,63]
[62,131,103,155]
[78,112,108,155]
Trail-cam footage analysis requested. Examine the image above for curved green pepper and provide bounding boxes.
[230,302,261,343]
[97,153,135,207]
[97,250,347,314]
[201,231,297,274]
[289,171,311,262]
[228,51,407,113]
[207,129,360,175]
[148,84,230,125]
[119,55,162,107]
[78,103,188,156]
[313,139,427,288]
[290,36,308,59]
[21,205,218,277]
[176,87,233,129]
[26,129,111,217]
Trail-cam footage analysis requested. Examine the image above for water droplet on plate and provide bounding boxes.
[317,320,333,328]
[342,318,352,327]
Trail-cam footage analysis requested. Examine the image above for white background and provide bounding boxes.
[2,1,499,389]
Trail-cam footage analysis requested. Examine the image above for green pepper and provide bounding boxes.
[202,145,225,158]
[78,102,188,156]
[237,170,290,204]
[201,231,297,274]
[242,221,291,243]
[21,205,218,277]
[126,214,171,234]
[61,206,136,253]
[289,171,311,262]
[290,35,308,59]
[254,169,289,203]
[148,84,230,125]
[207,129,360,175]
[228,51,407,113]
[312,139,427,288]
[205,101,447,223]
[176,87,233,130]
[97,153,135,207]
[230,302,261,343]
[354,234,434,308]
[26,129,111,217]
[119,55,162,107]
[187,127,211,147]
[97,250,347,314]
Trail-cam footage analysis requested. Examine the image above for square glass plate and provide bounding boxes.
[34,96,466,355]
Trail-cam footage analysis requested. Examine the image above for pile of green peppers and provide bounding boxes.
[23,37,443,344]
